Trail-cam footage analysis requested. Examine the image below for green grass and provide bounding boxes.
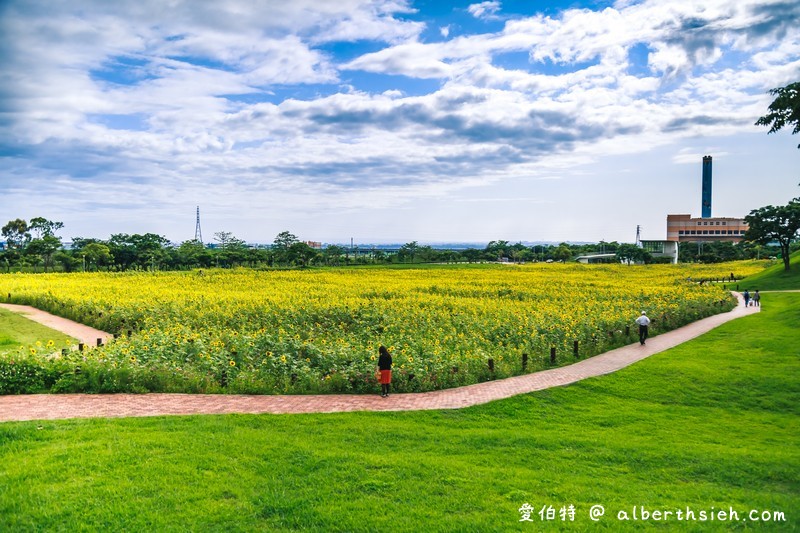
[740,251,800,291]
[0,308,76,356]
[0,295,798,531]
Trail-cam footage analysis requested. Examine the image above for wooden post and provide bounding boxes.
[78,343,84,352]
[96,338,102,347]
[573,340,579,358]
[488,358,494,372]
[522,353,528,371]
[550,347,556,364]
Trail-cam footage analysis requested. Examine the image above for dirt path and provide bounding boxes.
[0,303,113,347]
[0,294,760,422]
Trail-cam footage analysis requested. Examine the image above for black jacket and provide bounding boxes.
[378,352,392,370]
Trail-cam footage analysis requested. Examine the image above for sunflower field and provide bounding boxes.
[0,261,764,394]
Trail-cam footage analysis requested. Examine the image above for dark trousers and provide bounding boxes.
[639,325,648,345]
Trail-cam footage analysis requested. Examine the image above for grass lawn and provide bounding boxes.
[0,307,76,356]
[0,294,798,531]
[740,251,800,291]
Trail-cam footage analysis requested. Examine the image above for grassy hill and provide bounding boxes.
[1,294,798,531]
[741,251,800,291]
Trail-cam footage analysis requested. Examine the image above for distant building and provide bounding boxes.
[304,241,322,249]
[664,155,749,247]
[641,240,679,264]
[666,214,748,243]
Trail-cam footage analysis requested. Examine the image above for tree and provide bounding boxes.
[398,241,419,263]
[755,81,800,148]
[744,198,800,271]
[288,242,317,267]
[271,231,300,265]
[130,233,171,270]
[552,243,573,262]
[2,219,30,250]
[324,245,346,266]
[272,231,299,250]
[616,243,650,265]
[176,240,213,269]
[82,242,113,271]
[485,240,510,261]
[26,234,62,272]
[28,217,64,239]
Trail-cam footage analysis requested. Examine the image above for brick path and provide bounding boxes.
[0,295,759,422]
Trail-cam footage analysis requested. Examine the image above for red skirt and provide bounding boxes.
[379,370,392,384]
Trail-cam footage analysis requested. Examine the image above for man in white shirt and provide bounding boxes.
[635,311,651,345]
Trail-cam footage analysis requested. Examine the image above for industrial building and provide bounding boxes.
[665,155,749,244]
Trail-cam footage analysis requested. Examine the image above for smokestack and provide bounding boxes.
[701,155,712,218]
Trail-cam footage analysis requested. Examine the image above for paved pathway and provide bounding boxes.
[0,295,759,422]
[0,303,113,346]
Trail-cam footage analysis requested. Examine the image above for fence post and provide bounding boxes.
[522,353,528,371]
[78,343,84,352]
[550,347,556,364]
[96,338,102,347]
[488,358,494,372]
[573,340,579,358]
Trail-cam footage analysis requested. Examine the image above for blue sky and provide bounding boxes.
[1,0,798,245]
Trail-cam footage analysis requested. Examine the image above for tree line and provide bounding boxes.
[0,218,790,273]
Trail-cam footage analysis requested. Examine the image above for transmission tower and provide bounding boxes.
[194,206,203,243]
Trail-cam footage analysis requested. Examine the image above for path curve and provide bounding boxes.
[0,294,759,422]
[0,303,113,346]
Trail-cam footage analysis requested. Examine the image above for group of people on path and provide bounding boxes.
[743,289,760,307]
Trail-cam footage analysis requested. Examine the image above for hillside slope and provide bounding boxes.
[741,251,800,291]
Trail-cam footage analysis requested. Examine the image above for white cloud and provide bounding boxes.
[1,0,797,242]
[468,1,502,20]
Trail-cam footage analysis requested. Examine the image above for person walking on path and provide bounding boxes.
[635,311,651,346]
[377,345,393,398]
[743,289,751,307]
[753,290,760,307]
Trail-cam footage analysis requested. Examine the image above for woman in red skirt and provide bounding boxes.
[378,345,393,397]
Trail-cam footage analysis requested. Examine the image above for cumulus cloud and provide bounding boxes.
[0,0,797,242]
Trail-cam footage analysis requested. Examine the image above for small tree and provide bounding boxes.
[553,243,572,262]
[755,81,800,148]
[2,219,30,250]
[616,243,650,265]
[82,242,113,271]
[271,231,300,265]
[744,198,800,271]
[398,241,420,263]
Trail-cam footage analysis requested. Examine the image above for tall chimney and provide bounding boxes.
[701,155,712,218]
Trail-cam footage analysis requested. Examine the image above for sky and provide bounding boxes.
[1,0,799,246]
